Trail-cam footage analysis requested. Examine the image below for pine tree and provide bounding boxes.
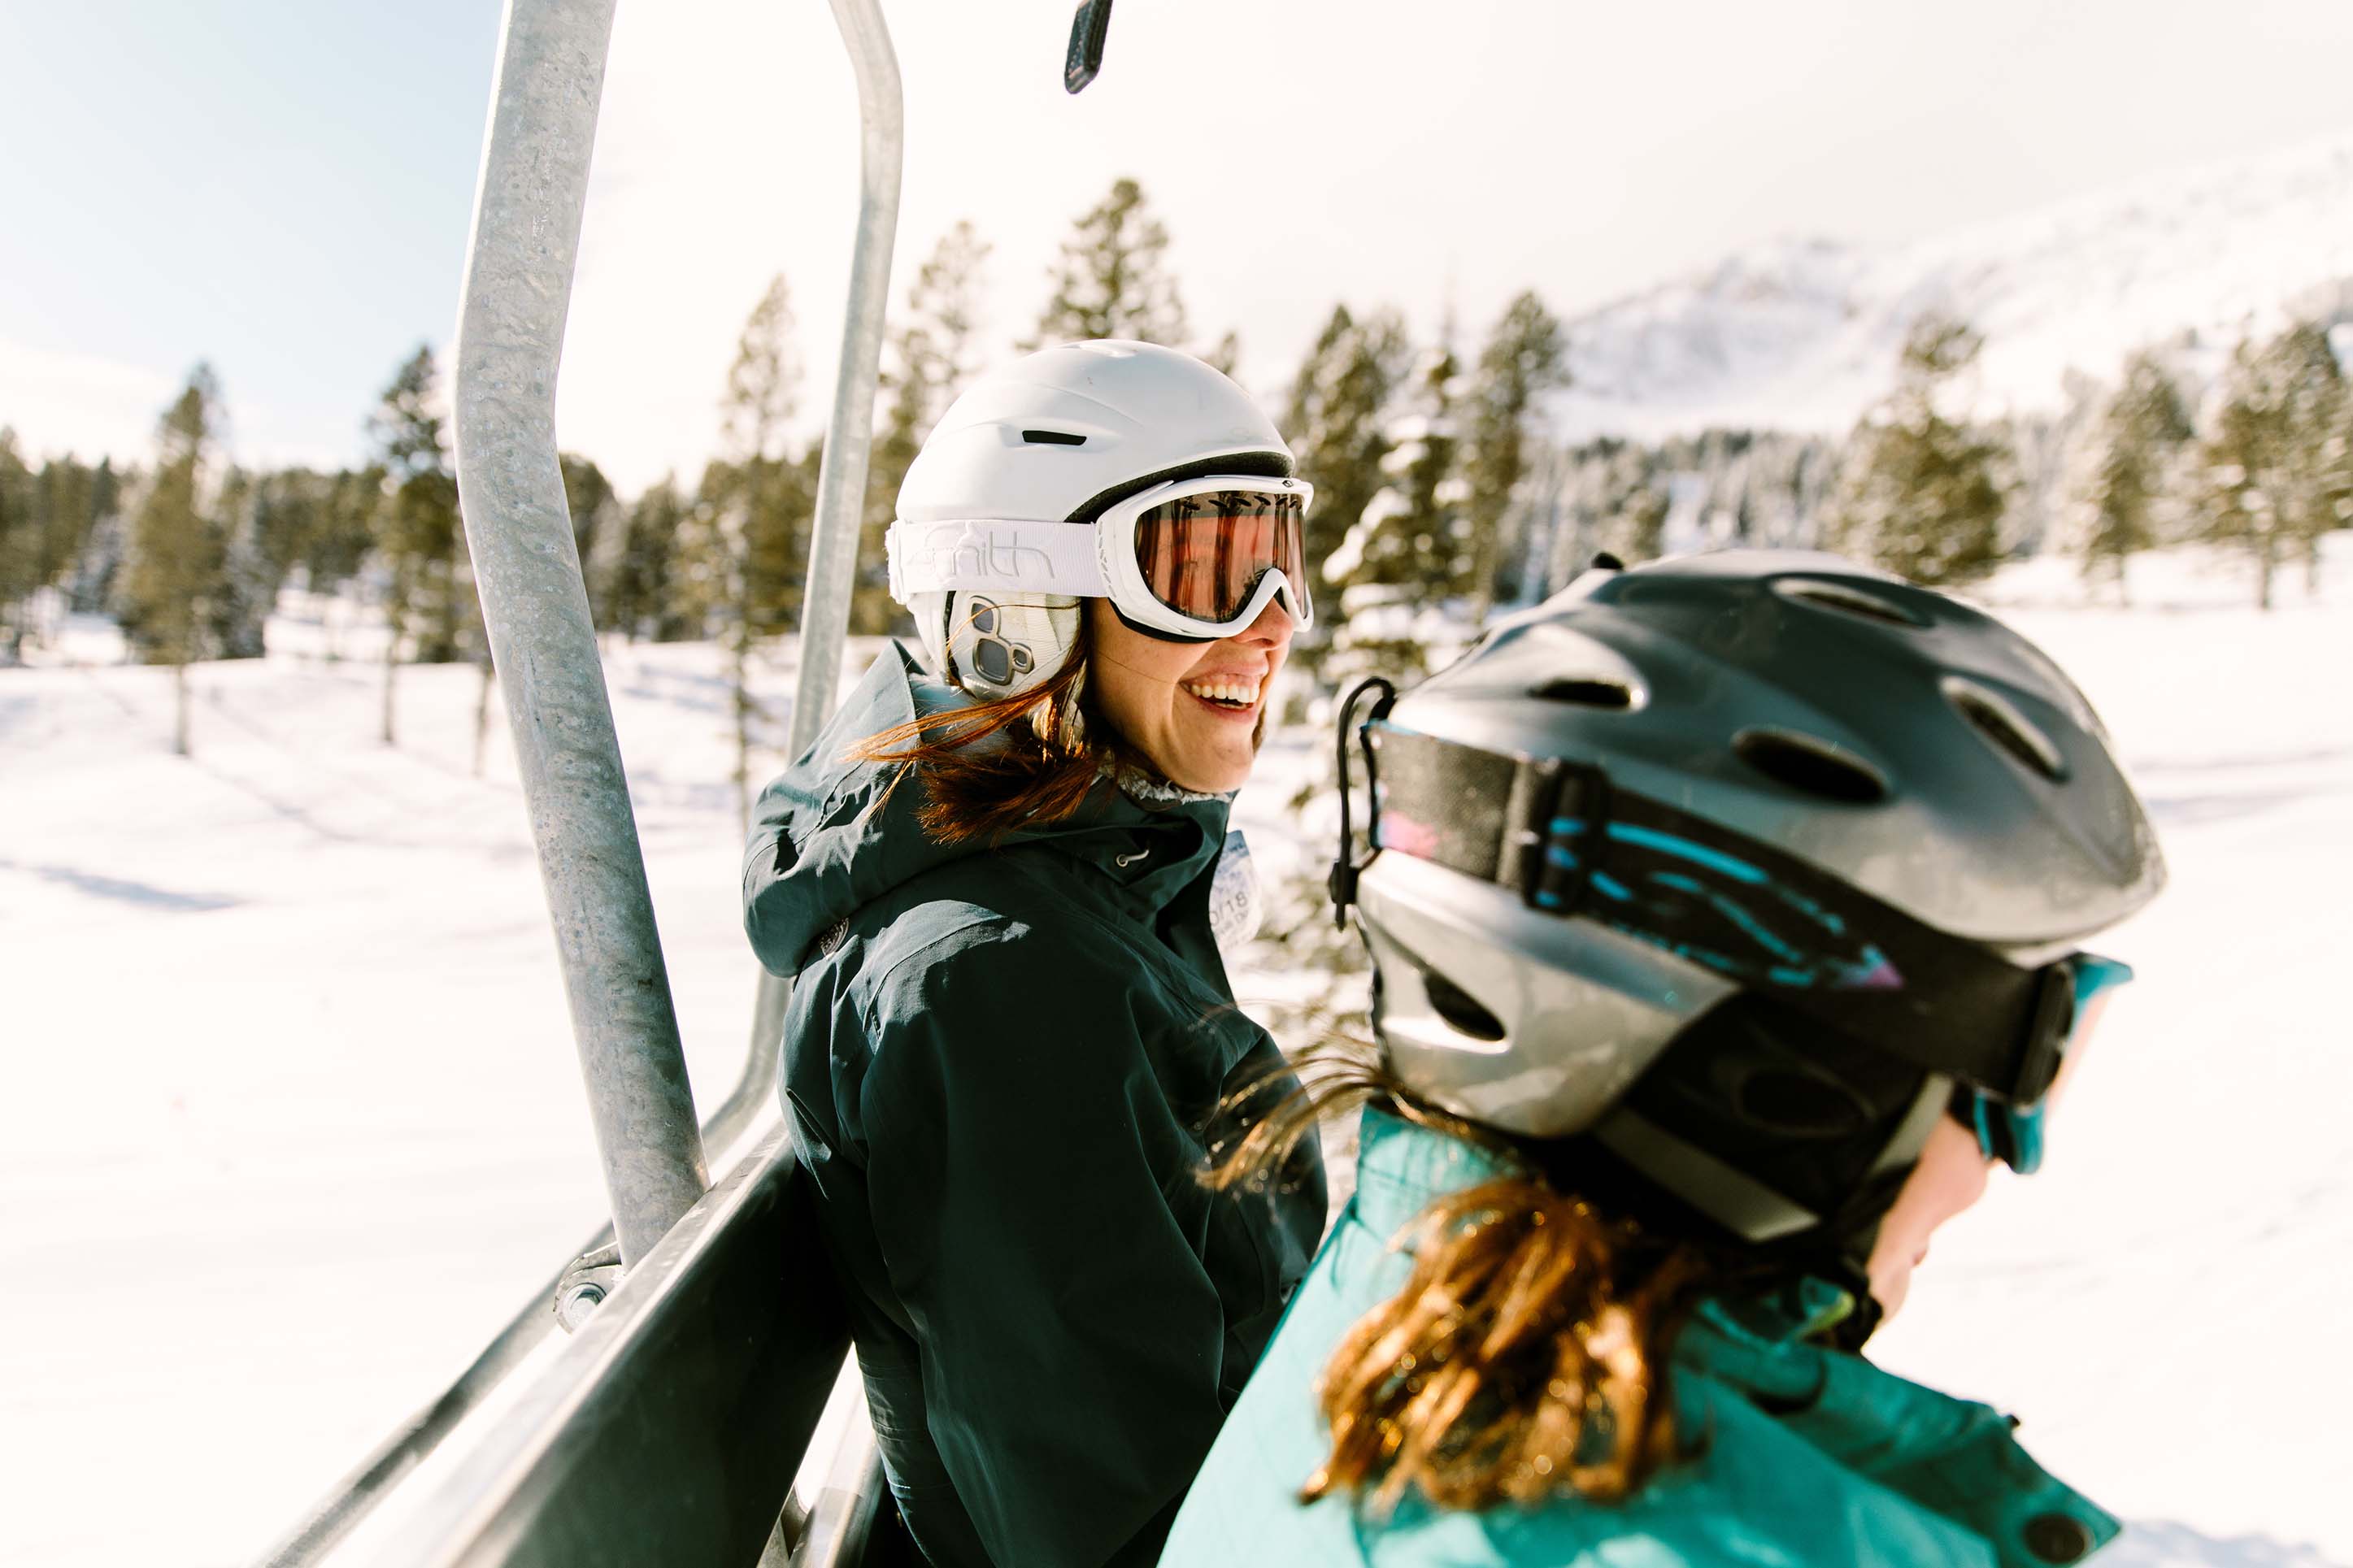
[0,450,111,656]
[592,476,689,641]
[1611,463,1671,564]
[1350,330,1466,594]
[121,364,226,755]
[67,460,128,616]
[2199,339,2288,609]
[1203,331,1242,379]
[35,457,102,610]
[251,469,320,592]
[742,448,820,642]
[1028,176,1188,349]
[1464,291,1569,610]
[2078,352,2192,602]
[2198,321,2352,609]
[859,221,990,635]
[305,466,381,597]
[368,344,467,745]
[560,454,617,574]
[207,465,276,660]
[1824,314,2008,584]
[2268,321,2351,596]
[693,275,810,827]
[1284,304,1411,597]
[0,431,35,661]
[1390,333,1468,584]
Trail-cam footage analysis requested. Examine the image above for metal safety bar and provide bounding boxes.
[255,0,907,1558]
[450,0,707,1268]
[738,0,903,1156]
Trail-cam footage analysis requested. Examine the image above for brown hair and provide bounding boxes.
[1210,1045,1714,1518]
[850,619,1116,845]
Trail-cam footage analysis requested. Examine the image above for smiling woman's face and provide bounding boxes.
[1085,597,1295,793]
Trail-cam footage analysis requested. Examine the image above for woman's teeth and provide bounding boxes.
[1181,678,1259,709]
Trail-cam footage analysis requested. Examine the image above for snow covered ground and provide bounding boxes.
[2,543,2347,1566]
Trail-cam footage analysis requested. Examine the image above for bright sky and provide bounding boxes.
[6,0,2353,491]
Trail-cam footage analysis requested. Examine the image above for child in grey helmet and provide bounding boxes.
[1160,550,2162,1568]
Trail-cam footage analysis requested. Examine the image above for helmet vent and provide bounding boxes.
[1424,971,1506,1042]
[1533,676,1637,710]
[1020,428,1088,446]
[1733,728,1888,805]
[1943,676,2068,781]
[1774,578,1930,628]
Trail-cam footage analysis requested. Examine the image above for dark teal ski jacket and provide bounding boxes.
[743,647,1327,1568]
[1162,1109,2119,1568]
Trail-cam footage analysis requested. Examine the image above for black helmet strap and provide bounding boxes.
[1362,722,2077,1108]
[1327,676,1398,927]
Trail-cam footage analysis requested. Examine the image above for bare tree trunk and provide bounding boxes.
[172,660,190,758]
[472,656,495,777]
[381,643,398,745]
[2258,536,2277,612]
[733,630,753,836]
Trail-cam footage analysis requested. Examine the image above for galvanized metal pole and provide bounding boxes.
[742,0,907,1105]
[797,0,902,750]
[453,0,707,1267]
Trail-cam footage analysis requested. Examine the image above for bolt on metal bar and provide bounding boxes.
[742,0,907,1114]
[453,0,707,1268]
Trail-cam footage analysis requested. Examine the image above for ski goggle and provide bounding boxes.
[1955,953,2133,1175]
[885,474,1316,641]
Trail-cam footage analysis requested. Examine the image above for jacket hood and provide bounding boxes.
[743,645,1229,976]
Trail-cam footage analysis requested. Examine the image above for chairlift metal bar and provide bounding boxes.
[793,0,902,758]
[251,1225,606,1567]
[738,0,904,1160]
[332,1128,845,1568]
[263,0,905,1557]
[451,0,707,1268]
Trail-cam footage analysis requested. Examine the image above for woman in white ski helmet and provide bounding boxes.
[1161,550,2165,1568]
[743,341,1327,1566]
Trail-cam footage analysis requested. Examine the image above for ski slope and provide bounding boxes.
[2,545,2348,1567]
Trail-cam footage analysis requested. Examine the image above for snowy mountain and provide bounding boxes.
[1551,133,2353,441]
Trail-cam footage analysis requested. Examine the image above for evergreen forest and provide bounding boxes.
[6,173,2348,714]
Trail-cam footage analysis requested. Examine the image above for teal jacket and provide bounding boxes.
[744,648,1327,1568]
[1161,1110,2117,1568]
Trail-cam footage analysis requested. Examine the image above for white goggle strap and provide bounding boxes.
[886,518,1110,604]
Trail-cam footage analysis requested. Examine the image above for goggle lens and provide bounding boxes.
[1131,489,1310,628]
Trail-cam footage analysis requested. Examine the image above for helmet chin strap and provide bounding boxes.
[1328,676,1399,926]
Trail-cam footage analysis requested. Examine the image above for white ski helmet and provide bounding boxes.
[892,340,1295,700]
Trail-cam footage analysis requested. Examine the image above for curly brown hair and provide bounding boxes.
[1209,1046,1716,1517]
[848,617,1121,845]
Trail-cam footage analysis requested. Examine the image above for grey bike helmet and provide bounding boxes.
[1340,550,2163,1268]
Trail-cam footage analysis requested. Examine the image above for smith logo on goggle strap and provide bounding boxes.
[912,523,1063,584]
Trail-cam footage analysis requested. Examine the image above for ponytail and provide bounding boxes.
[1209,1047,1711,1515]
